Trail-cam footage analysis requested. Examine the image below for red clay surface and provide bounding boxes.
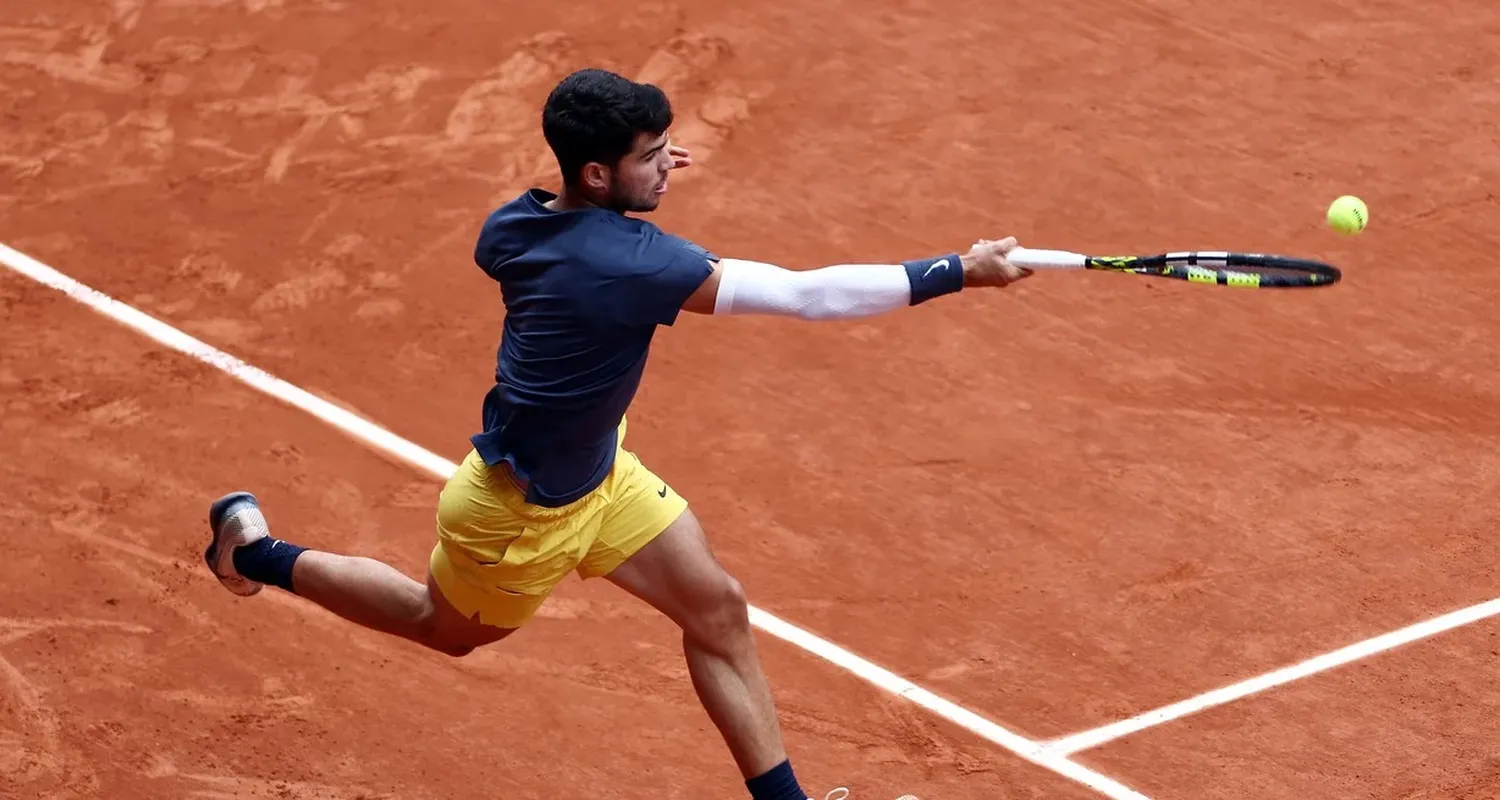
[1084,618,1500,799]
[4,0,1500,798]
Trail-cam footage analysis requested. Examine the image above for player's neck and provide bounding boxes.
[546,186,614,214]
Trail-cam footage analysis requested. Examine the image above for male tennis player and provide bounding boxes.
[204,68,1029,800]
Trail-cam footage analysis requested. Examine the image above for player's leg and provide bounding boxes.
[205,490,516,656]
[605,511,799,792]
[576,448,808,800]
[204,446,583,654]
[292,552,516,657]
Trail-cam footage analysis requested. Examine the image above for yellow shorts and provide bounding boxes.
[428,420,686,629]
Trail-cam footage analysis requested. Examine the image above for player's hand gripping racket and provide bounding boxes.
[1005,247,1341,288]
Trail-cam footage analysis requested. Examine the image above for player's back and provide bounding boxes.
[467,189,714,508]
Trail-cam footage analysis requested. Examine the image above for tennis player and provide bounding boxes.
[204,67,1030,800]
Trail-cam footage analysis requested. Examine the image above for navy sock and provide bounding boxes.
[747,760,805,800]
[231,536,306,593]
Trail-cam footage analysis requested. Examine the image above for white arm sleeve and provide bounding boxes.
[712,258,913,320]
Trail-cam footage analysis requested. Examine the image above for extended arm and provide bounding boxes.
[678,238,1030,320]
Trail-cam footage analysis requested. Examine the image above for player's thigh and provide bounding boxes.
[591,468,744,636]
[431,449,600,630]
[575,445,691,585]
[599,505,745,638]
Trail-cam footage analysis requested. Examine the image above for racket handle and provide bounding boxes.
[1005,247,1087,270]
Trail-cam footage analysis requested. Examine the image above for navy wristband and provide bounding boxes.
[902,253,965,305]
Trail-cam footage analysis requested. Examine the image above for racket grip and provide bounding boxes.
[1005,247,1087,270]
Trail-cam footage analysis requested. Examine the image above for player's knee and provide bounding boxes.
[434,641,476,658]
[408,597,476,657]
[415,618,480,658]
[684,573,751,653]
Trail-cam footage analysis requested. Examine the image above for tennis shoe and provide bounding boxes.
[203,491,268,597]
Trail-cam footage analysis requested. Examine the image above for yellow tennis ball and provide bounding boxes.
[1326,195,1368,235]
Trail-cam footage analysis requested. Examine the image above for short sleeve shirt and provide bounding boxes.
[467,189,715,507]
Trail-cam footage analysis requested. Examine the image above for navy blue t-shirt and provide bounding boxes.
[468,189,716,507]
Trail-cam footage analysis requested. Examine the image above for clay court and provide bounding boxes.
[5,0,1500,798]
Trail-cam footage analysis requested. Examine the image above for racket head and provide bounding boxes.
[1084,251,1342,288]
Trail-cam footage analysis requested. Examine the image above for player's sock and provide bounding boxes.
[746,759,806,800]
[231,536,306,593]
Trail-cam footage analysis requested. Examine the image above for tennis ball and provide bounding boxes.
[1326,195,1368,235]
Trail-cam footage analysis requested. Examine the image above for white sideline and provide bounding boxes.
[1041,597,1500,756]
[1,241,1150,799]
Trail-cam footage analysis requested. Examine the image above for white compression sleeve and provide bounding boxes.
[711,258,914,320]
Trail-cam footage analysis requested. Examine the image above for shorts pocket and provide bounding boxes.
[498,525,585,572]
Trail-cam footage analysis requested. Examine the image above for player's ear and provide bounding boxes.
[580,161,610,193]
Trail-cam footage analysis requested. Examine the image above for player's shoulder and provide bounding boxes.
[474,189,586,276]
[474,189,707,279]
[475,188,570,243]
[540,201,701,274]
[592,221,710,281]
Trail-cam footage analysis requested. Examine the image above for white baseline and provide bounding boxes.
[1,241,1149,800]
[1041,596,1500,756]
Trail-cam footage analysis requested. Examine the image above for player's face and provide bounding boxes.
[605,132,674,213]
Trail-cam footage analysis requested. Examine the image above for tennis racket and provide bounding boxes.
[1006,247,1341,288]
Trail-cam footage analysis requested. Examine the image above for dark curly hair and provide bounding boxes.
[541,68,674,187]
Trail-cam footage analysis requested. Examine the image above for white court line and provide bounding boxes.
[1,241,1150,800]
[1041,596,1500,756]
